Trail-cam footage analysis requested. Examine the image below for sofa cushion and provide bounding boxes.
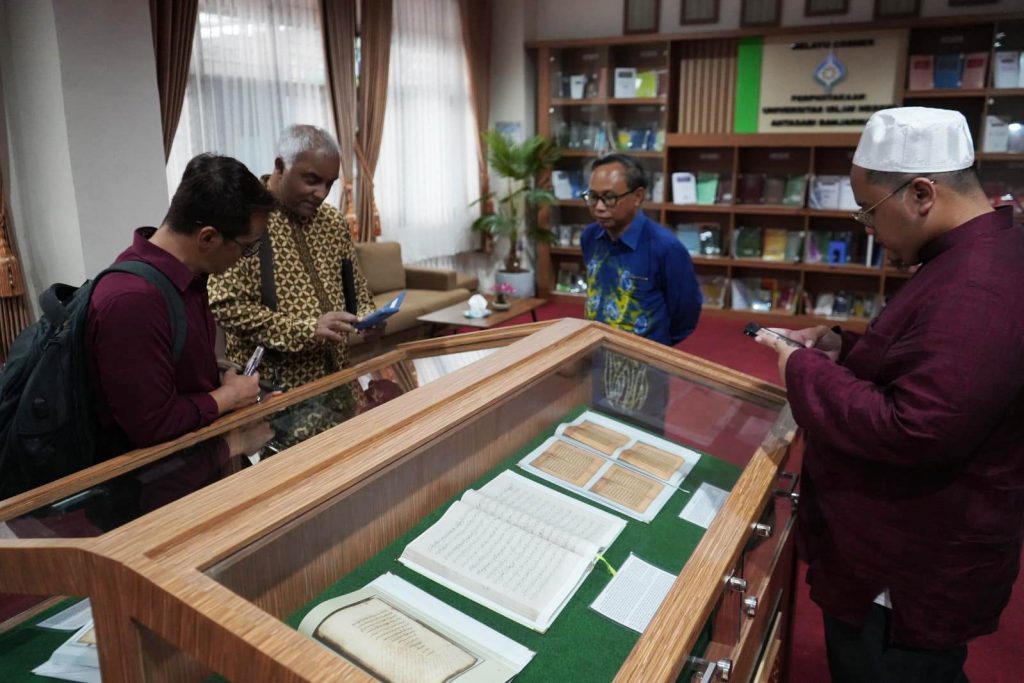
[355,241,405,295]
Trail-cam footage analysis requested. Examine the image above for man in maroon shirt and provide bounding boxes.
[756,108,1024,682]
[88,154,277,458]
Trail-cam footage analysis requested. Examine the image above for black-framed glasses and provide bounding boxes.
[226,235,262,257]
[851,178,918,227]
[580,189,635,209]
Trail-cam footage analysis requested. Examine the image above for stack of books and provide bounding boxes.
[906,52,989,90]
[730,277,799,314]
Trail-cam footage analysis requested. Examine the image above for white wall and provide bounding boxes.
[530,0,1020,39]
[0,0,167,304]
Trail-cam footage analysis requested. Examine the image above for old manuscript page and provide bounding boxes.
[619,442,686,481]
[590,465,661,514]
[314,597,476,683]
[562,420,631,455]
[531,440,605,487]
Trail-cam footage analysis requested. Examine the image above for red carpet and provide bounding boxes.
[499,301,1024,682]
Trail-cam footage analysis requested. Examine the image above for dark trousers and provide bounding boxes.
[824,605,969,683]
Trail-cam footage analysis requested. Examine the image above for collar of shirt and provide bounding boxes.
[918,205,1014,264]
[595,211,646,251]
[129,227,197,292]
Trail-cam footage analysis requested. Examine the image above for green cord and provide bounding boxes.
[596,554,617,576]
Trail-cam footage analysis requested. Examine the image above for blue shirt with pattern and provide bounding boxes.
[581,212,702,345]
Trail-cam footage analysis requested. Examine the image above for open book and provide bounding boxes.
[398,471,626,633]
[298,573,533,683]
[520,410,701,522]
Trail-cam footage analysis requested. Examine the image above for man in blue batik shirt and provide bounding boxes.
[580,154,702,432]
[581,154,702,344]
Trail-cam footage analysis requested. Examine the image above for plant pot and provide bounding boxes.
[494,270,535,299]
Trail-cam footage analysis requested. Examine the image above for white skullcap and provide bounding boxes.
[853,107,974,173]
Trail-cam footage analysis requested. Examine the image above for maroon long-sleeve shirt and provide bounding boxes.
[786,206,1024,649]
[87,228,220,457]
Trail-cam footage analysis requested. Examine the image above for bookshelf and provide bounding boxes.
[532,12,1024,333]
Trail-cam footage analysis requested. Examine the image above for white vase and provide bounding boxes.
[494,270,535,299]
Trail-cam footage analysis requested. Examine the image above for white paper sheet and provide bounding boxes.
[37,599,92,631]
[590,554,676,633]
[678,482,729,529]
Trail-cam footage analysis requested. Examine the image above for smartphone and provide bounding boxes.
[353,291,406,331]
[243,345,266,376]
[743,322,803,348]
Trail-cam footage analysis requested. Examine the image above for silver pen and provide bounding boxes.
[243,345,265,376]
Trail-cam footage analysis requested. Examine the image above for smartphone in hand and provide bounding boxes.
[743,322,803,348]
[353,291,406,331]
[243,345,265,376]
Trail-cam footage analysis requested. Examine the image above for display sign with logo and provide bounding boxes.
[757,31,905,133]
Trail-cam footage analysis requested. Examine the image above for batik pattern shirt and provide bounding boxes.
[581,212,702,346]
[209,202,375,391]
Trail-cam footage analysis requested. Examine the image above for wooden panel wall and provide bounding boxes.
[678,39,738,135]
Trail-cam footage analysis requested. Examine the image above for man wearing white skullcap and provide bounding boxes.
[755,107,1024,683]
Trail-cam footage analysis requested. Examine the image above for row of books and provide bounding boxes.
[669,172,858,210]
[553,67,668,99]
[907,51,1024,90]
[982,115,1024,154]
[700,274,881,320]
[552,172,666,202]
[553,120,665,152]
[675,224,883,267]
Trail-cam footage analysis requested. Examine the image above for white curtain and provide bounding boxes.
[166,0,337,201]
[374,0,477,263]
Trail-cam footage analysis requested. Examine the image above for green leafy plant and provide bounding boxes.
[471,130,560,273]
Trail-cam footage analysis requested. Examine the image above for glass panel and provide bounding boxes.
[203,342,786,680]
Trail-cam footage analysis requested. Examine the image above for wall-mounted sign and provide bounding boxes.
[757,30,905,133]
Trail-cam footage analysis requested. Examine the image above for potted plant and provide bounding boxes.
[471,130,560,298]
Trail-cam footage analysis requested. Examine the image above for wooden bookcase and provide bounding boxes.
[531,12,1024,333]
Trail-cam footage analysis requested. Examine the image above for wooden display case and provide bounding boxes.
[0,320,797,682]
[532,12,1024,333]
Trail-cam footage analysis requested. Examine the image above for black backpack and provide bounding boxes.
[0,261,186,498]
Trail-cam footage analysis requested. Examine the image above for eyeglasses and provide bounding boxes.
[851,178,917,227]
[226,235,262,257]
[580,189,635,209]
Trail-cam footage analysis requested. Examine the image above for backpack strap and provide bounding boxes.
[258,231,277,311]
[101,261,188,364]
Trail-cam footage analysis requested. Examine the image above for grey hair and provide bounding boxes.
[590,153,649,190]
[275,124,340,165]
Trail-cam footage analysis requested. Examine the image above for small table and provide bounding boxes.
[417,295,545,335]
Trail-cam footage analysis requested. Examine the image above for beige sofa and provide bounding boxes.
[348,242,474,352]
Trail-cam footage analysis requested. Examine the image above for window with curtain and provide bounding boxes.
[374,0,478,263]
[166,0,337,201]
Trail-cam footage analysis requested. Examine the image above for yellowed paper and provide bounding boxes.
[532,441,604,487]
[619,443,685,481]
[314,597,477,683]
[563,421,631,455]
[590,465,662,513]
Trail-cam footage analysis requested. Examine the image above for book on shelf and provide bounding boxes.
[696,172,720,205]
[635,70,659,98]
[698,274,727,308]
[809,175,843,210]
[730,277,799,314]
[826,231,854,264]
[675,223,701,254]
[398,470,627,632]
[519,409,700,523]
[569,74,588,99]
[804,230,831,264]
[993,51,1020,89]
[699,224,723,256]
[737,173,766,204]
[962,52,988,89]
[809,290,880,319]
[933,53,964,89]
[552,170,576,200]
[983,116,1010,153]
[614,67,637,97]
[298,573,535,683]
[650,171,664,202]
[1008,121,1024,153]
[907,54,934,90]
[763,175,786,205]
[838,177,859,211]
[762,228,788,261]
[785,230,805,263]
[733,225,763,258]
[783,174,808,207]
[671,172,697,204]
